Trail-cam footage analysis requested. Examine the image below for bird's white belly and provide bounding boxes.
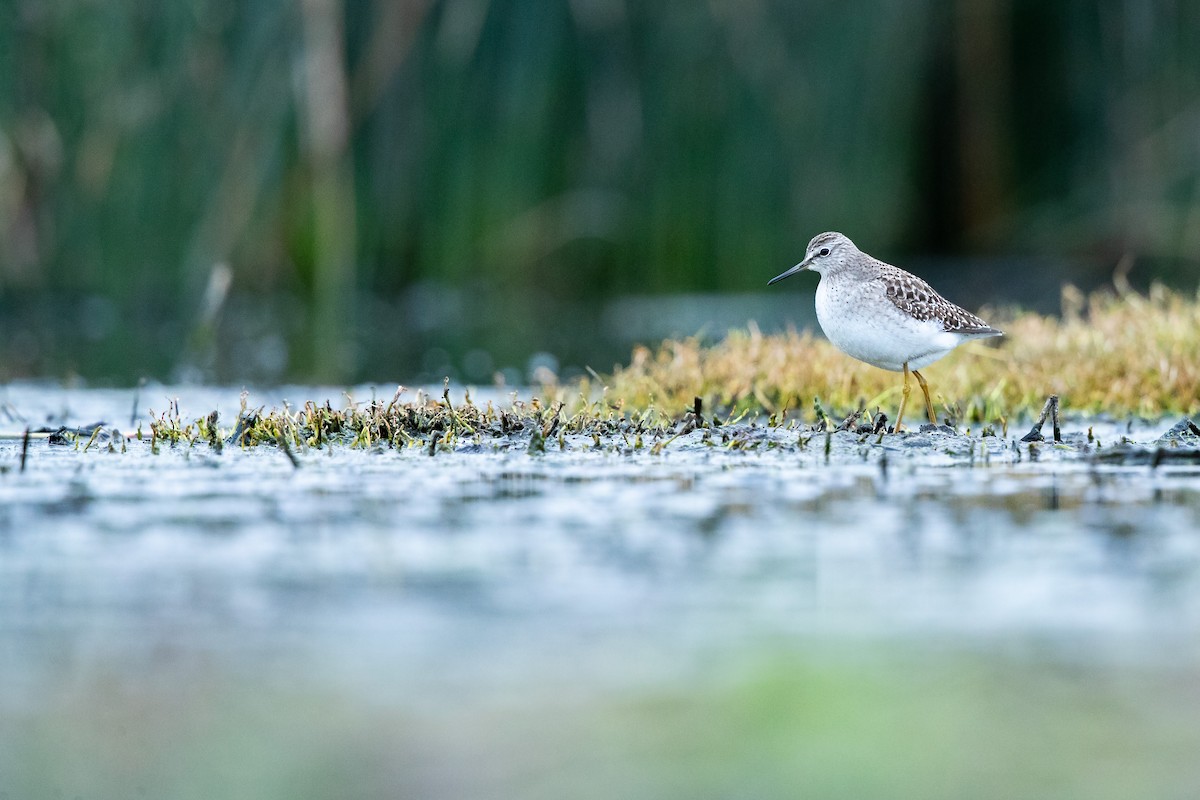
[814,279,959,372]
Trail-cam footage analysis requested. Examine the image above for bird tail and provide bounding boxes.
[959,326,1004,338]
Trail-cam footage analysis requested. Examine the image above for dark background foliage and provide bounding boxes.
[1,0,1198,384]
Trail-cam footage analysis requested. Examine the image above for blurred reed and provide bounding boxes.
[0,1,1198,382]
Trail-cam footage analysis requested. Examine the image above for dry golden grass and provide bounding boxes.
[583,284,1200,422]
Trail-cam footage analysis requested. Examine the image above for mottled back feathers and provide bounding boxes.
[875,263,1001,336]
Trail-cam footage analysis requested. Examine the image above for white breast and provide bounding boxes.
[814,276,961,372]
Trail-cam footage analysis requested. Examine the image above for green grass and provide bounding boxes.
[128,383,682,454]
[592,284,1200,422]
[42,283,1198,457]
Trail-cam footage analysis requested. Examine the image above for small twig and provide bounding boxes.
[871,412,888,435]
[541,402,564,438]
[275,431,300,469]
[130,377,146,428]
[81,425,103,453]
[835,409,861,432]
[20,426,30,472]
[1020,395,1061,443]
[384,384,407,415]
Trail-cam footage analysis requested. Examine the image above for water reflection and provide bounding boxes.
[4,386,1200,798]
[2,429,1199,647]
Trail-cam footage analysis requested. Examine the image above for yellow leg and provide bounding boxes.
[894,363,911,433]
[913,369,937,425]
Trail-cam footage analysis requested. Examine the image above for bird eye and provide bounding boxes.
[819,247,830,257]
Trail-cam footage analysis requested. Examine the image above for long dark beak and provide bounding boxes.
[767,260,808,286]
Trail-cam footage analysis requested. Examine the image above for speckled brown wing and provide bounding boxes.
[876,263,1001,335]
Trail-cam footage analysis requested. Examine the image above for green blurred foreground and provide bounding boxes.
[4,648,1198,800]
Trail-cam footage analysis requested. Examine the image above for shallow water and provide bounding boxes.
[2,383,1200,799]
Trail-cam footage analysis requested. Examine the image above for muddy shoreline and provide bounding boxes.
[3,382,1198,469]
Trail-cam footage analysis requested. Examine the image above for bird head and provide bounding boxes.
[768,232,856,284]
